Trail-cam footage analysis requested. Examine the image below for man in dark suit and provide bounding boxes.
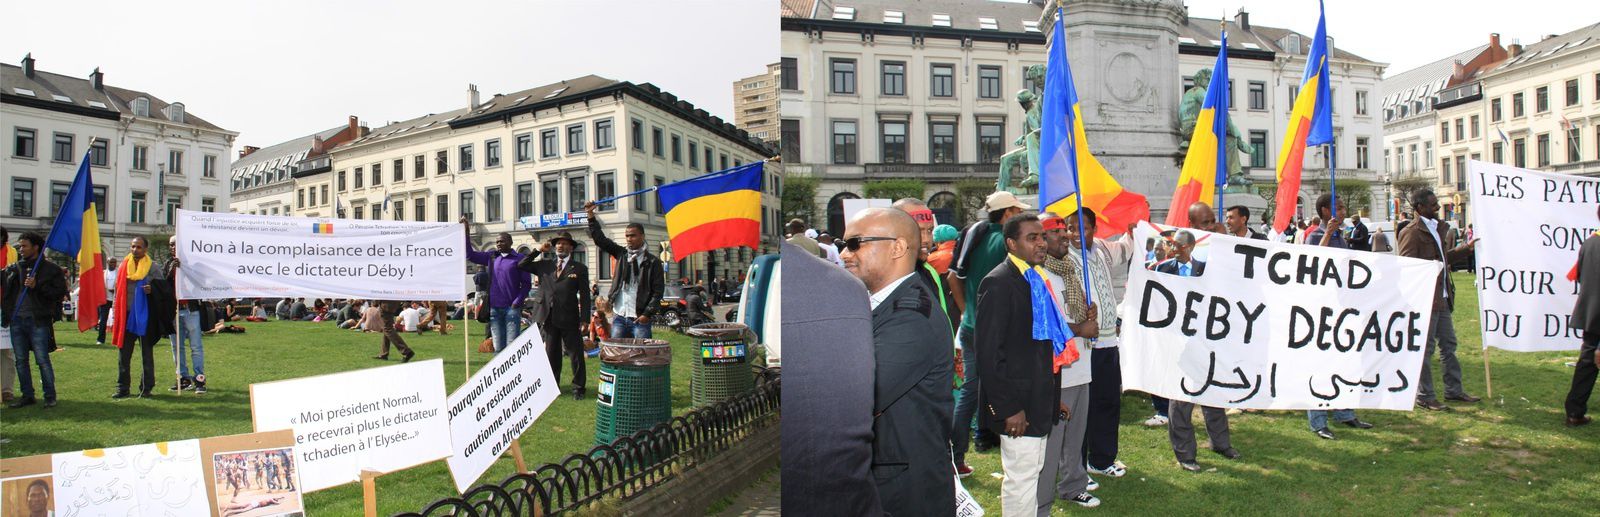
[584,203,664,339]
[977,214,1094,516]
[779,241,882,516]
[1397,189,1480,411]
[838,207,954,516]
[1565,205,1600,427]
[518,231,593,399]
[1154,230,1205,276]
[1155,227,1241,472]
[2,232,66,408]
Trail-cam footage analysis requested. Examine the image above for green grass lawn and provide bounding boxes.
[960,274,1600,514]
[0,320,715,515]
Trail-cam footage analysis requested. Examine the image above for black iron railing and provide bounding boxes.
[397,370,780,516]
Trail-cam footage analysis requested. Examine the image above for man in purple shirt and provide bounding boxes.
[464,218,533,353]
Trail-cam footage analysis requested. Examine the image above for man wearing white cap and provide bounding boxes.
[948,190,1031,475]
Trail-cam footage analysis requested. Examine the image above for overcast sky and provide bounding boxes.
[1178,0,1600,72]
[0,0,776,148]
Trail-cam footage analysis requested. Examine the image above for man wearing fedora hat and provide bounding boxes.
[518,229,593,398]
[464,219,534,354]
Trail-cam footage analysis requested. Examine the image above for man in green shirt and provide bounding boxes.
[948,191,1029,474]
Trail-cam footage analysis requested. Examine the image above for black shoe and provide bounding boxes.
[1341,418,1374,429]
[1566,415,1592,427]
[194,382,207,395]
[974,437,1000,453]
[1177,461,1201,472]
[373,355,389,360]
[574,387,587,400]
[139,391,153,398]
[1314,428,1336,440]
[1213,448,1241,459]
[1445,393,1481,403]
[7,397,36,408]
[1417,399,1453,411]
[170,377,194,391]
[43,399,56,408]
[111,392,131,399]
[402,351,415,363]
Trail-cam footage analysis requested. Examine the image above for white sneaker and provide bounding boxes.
[1225,408,1243,416]
[1085,476,1099,491]
[1070,492,1101,508]
[1087,460,1126,478]
[1143,414,1169,427]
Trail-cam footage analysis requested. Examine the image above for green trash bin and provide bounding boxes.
[594,338,673,446]
[686,323,757,408]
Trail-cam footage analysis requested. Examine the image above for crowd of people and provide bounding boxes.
[786,187,1598,517]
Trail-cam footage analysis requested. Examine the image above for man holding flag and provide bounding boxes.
[2,232,66,409]
[110,236,175,399]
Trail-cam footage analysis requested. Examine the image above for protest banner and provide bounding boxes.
[47,440,211,516]
[445,327,559,492]
[1119,222,1441,410]
[1468,160,1591,352]
[250,359,451,492]
[174,209,466,301]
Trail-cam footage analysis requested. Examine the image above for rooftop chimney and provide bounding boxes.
[310,135,325,154]
[1234,9,1250,32]
[348,115,359,137]
[1509,42,1524,57]
[90,67,104,90]
[468,84,480,109]
[1490,33,1501,49]
[239,146,261,158]
[21,53,34,78]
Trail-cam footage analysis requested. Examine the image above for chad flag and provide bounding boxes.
[1167,31,1232,228]
[1271,1,1335,234]
[1039,8,1148,238]
[660,162,763,259]
[44,152,107,332]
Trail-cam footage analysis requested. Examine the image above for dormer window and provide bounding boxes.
[132,97,150,117]
[165,102,186,123]
[932,13,951,27]
[978,17,998,31]
[832,6,855,20]
[884,10,903,24]
[1023,20,1041,33]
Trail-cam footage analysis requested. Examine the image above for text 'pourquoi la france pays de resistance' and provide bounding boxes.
[1136,243,1427,354]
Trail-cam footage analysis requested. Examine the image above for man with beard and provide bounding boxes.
[1397,189,1480,410]
[2,232,66,408]
[841,207,954,516]
[585,203,665,339]
[519,231,592,398]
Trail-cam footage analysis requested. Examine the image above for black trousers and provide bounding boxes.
[117,330,158,394]
[1565,333,1599,418]
[1082,346,1122,470]
[545,326,586,390]
[95,302,111,343]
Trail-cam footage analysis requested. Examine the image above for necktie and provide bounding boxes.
[1180,263,1191,277]
[558,259,566,274]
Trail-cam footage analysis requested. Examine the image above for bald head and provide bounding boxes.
[1188,202,1218,232]
[892,198,935,260]
[841,207,920,293]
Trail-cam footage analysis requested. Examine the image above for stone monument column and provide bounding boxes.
[1047,0,1186,221]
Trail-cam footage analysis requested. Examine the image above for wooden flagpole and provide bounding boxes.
[361,469,381,517]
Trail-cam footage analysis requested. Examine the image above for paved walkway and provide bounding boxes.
[712,467,779,516]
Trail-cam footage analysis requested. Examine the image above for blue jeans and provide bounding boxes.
[1307,409,1356,431]
[170,308,204,378]
[489,306,521,352]
[611,315,652,339]
[952,327,982,463]
[1151,394,1170,418]
[10,317,56,401]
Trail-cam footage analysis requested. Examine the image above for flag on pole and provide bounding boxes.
[1497,126,1510,144]
[43,152,107,332]
[335,195,344,217]
[1038,9,1148,238]
[1270,0,1335,234]
[659,162,763,259]
[1167,30,1232,228]
[381,192,391,217]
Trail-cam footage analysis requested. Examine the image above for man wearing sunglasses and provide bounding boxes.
[841,207,954,517]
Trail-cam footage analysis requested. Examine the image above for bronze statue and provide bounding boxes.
[997,65,1047,192]
[1178,68,1254,186]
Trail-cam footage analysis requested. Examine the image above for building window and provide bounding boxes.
[721,154,729,170]
[394,198,404,220]
[52,133,74,162]
[354,205,364,220]
[1248,81,1266,110]
[1355,90,1368,115]
[1470,115,1480,139]
[1441,159,1451,186]
[164,196,181,225]
[1514,137,1527,167]
[93,186,107,221]
[13,128,35,158]
[11,178,34,217]
[486,139,501,167]
[459,144,475,171]
[1455,119,1464,141]
[882,61,905,96]
[781,119,800,163]
[598,251,612,280]
[1514,92,1527,117]
[49,182,69,215]
[597,172,616,211]
[632,172,646,213]
[1492,141,1504,164]
[1356,137,1370,169]
[1227,79,1236,110]
[654,176,666,214]
[930,121,956,163]
[485,186,502,222]
[168,149,183,174]
[540,129,558,159]
[516,133,533,162]
[978,122,1004,163]
[1491,98,1503,122]
[437,150,449,174]
[1457,156,1468,189]
[689,141,700,169]
[830,58,856,94]
[978,66,1002,99]
[631,119,644,151]
[704,147,715,172]
[372,162,382,186]
[1410,144,1419,171]
[1537,133,1550,166]
[881,121,907,163]
[320,185,328,204]
[780,57,798,90]
[1441,122,1450,144]
[1249,130,1268,168]
[1425,142,1433,164]
[297,189,305,209]
[201,154,215,177]
[671,134,682,163]
[1568,128,1582,163]
[652,127,664,157]
[460,190,476,222]
[517,183,534,219]
[415,197,426,222]
[133,145,148,170]
[1538,86,1551,113]
[415,155,425,179]
[130,191,146,223]
[542,179,560,215]
[354,167,364,189]
[931,64,954,97]
[394,158,405,182]
[90,138,109,167]
[308,187,317,207]
[595,119,614,150]
[567,124,586,154]
[1566,79,1580,107]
